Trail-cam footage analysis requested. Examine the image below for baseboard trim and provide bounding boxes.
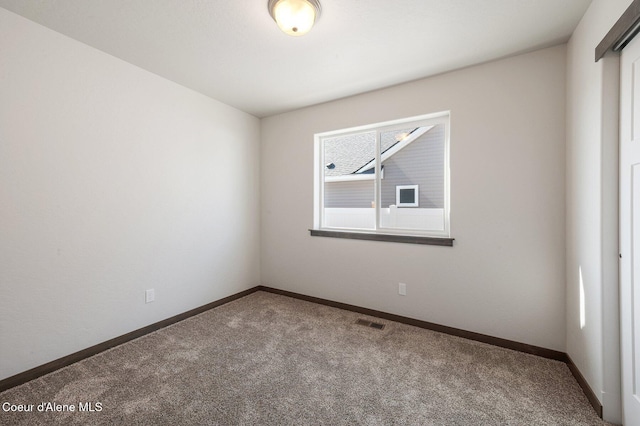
[257,286,566,360]
[0,286,260,393]
[257,286,603,418]
[0,284,604,419]
[566,354,603,418]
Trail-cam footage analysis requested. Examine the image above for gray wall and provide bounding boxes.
[324,125,445,209]
[325,180,374,208]
[381,125,445,208]
[0,9,261,381]
[261,45,566,352]
[565,0,631,421]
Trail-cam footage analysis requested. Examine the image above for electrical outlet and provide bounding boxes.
[398,283,407,296]
[145,289,155,303]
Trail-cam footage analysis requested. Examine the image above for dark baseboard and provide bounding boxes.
[0,284,604,419]
[257,285,603,418]
[0,286,260,393]
[258,286,566,360]
[566,355,603,418]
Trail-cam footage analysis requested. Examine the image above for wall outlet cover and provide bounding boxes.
[398,283,407,296]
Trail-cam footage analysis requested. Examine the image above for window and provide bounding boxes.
[396,185,419,207]
[312,112,452,245]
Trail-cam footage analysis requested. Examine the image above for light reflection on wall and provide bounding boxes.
[579,266,586,329]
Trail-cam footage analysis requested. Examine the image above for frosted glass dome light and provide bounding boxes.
[268,0,321,36]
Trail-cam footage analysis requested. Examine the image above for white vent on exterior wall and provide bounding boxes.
[396,185,419,207]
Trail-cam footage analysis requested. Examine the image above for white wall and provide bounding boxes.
[565,0,631,422]
[0,8,261,380]
[261,45,567,351]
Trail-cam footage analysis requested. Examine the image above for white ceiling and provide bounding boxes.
[0,0,591,117]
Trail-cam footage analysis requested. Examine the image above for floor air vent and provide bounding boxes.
[355,319,385,330]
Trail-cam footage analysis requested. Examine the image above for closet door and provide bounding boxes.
[620,31,640,426]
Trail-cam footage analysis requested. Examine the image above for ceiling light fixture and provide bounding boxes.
[268,0,321,37]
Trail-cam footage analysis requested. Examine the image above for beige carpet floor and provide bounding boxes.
[0,291,611,425]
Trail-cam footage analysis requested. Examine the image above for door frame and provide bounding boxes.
[596,0,640,61]
[598,0,640,424]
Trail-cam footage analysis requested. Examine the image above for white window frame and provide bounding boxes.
[324,167,383,183]
[313,111,451,239]
[396,185,419,207]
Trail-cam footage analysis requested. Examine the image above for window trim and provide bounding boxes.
[309,229,454,246]
[313,111,451,242]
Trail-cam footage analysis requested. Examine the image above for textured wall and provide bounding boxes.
[565,0,632,422]
[324,181,374,208]
[0,9,261,380]
[261,45,567,351]
[381,125,445,209]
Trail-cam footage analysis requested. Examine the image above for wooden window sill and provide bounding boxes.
[309,229,454,246]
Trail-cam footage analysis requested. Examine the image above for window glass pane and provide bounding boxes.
[379,125,446,232]
[315,112,450,238]
[322,131,376,230]
[399,187,417,204]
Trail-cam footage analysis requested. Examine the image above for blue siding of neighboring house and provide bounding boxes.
[381,124,444,208]
[324,124,444,209]
[324,180,374,208]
